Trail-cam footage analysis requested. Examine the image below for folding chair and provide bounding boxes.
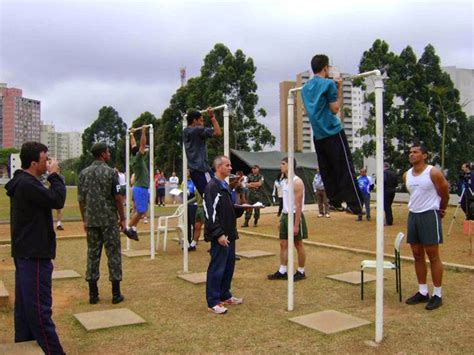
[156,205,184,251]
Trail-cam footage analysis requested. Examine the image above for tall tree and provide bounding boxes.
[356,40,473,185]
[155,43,275,175]
[77,106,127,171]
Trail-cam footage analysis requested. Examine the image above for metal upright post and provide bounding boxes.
[149,125,155,259]
[125,132,131,251]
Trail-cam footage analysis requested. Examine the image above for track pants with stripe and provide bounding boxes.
[14,258,64,355]
[314,131,363,215]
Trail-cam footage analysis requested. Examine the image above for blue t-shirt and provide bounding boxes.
[183,126,214,172]
[357,175,371,197]
[301,76,343,140]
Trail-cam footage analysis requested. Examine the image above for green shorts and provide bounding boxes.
[195,206,205,223]
[407,210,443,245]
[279,213,308,240]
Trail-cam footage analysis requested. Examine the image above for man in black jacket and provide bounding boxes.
[204,156,244,314]
[384,162,399,226]
[5,142,66,354]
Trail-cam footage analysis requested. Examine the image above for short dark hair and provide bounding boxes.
[411,142,428,155]
[186,109,202,126]
[92,146,108,158]
[282,156,297,169]
[311,54,329,74]
[20,142,48,169]
[131,146,139,157]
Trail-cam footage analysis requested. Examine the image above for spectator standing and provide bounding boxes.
[242,165,264,227]
[313,168,330,218]
[357,168,371,221]
[384,162,398,225]
[155,170,166,206]
[272,173,284,217]
[169,171,180,204]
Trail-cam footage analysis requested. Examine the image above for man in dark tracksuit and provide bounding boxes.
[204,156,244,314]
[301,54,363,215]
[384,162,399,225]
[5,142,66,354]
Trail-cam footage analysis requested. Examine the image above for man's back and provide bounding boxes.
[184,126,214,172]
[301,76,343,140]
[78,161,118,227]
[132,153,149,188]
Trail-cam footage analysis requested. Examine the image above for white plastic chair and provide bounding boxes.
[156,205,185,251]
[360,232,405,302]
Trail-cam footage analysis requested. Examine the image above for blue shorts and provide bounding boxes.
[133,186,150,214]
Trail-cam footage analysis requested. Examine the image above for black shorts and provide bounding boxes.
[407,210,443,245]
[279,213,308,240]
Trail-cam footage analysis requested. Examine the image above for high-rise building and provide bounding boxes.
[40,123,82,161]
[442,66,474,117]
[0,84,41,148]
[279,70,362,153]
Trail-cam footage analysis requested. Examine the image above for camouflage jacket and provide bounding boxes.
[78,161,121,227]
[248,173,264,194]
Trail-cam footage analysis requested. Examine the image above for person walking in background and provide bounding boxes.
[384,162,398,226]
[272,173,284,217]
[242,165,264,227]
[169,171,180,204]
[183,107,222,195]
[404,144,449,310]
[204,156,244,314]
[313,168,330,218]
[357,168,371,221]
[78,142,127,306]
[6,142,66,354]
[301,54,363,215]
[155,170,166,206]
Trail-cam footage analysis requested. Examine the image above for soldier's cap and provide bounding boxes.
[90,142,108,153]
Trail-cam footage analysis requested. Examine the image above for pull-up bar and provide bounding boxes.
[287,70,385,343]
[181,104,229,272]
[124,124,155,256]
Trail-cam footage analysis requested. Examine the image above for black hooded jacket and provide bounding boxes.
[5,170,66,259]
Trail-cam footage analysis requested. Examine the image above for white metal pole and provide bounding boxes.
[287,90,296,311]
[223,105,229,158]
[182,115,189,273]
[149,125,155,259]
[374,71,385,343]
[125,132,131,251]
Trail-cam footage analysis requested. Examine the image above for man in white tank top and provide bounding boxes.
[268,157,308,281]
[403,144,449,310]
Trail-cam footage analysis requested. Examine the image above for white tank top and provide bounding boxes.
[282,176,305,214]
[406,165,440,213]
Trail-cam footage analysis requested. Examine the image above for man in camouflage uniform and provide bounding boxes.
[78,142,126,305]
[242,165,265,227]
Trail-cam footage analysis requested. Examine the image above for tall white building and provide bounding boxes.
[40,123,82,161]
[442,66,474,117]
[351,86,365,150]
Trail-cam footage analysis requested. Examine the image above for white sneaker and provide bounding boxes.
[144,217,148,224]
[318,214,324,218]
[325,213,330,218]
[223,296,243,305]
[209,304,228,314]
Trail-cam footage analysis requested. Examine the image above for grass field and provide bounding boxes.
[0,203,473,353]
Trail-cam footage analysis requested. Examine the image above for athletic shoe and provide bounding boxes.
[367,217,371,221]
[209,304,227,314]
[124,228,139,241]
[235,256,241,261]
[356,215,363,221]
[425,295,443,310]
[56,225,64,231]
[325,213,330,218]
[318,214,324,218]
[267,271,288,280]
[188,246,196,252]
[144,217,148,224]
[293,271,306,281]
[223,296,243,305]
[241,222,249,228]
[405,292,430,305]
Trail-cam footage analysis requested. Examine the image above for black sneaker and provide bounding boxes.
[124,228,139,241]
[293,271,306,281]
[188,246,196,252]
[267,271,288,280]
[425,295,443,310]
[241,222,249,228]
[405,292,430,305]
[356,215,363,221]
[56,225,64,231]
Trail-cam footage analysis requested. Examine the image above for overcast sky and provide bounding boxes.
[1,0,472,149]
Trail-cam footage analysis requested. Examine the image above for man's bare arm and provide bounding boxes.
[139,126,147,154]
[208,108,222,137]
[329,79,343,117]
[293,178,304,233]
[430,168,449,217]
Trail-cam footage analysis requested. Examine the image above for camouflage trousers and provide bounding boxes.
[244,192,261,222]
[85,225,122,282]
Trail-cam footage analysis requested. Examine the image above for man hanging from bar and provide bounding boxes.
[183,107,222,195]
[301,54,363,215]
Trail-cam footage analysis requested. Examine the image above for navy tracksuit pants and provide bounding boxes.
[206,240,235,308]
[14,258,64,355]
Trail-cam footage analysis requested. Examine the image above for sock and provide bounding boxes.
[433,286,442,298]
[131,226,137,231]
[297,267,305,274]
[57,221,61,226]
[419,284,429,296]
[190,240,197,247]
[278,265,287,274]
